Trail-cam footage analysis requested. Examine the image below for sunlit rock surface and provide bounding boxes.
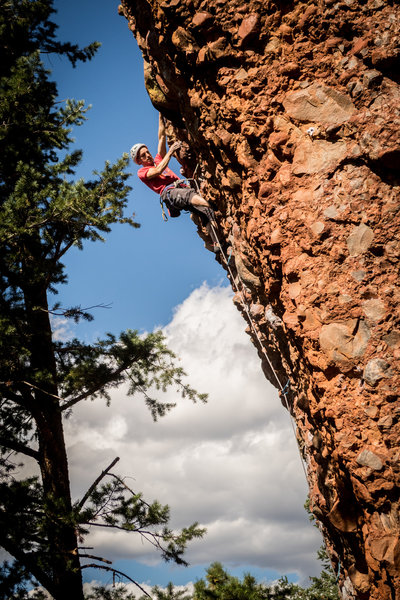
[120,0,400,597]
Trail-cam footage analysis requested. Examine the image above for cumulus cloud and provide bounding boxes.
[64,284,322,584]
[50,315,74,341]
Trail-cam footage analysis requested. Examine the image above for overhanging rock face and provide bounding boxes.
[120,0,400,597]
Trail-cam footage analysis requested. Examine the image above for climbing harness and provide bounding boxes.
[160,159,205,221]
[160,177,200,221]
[209,220,308,480]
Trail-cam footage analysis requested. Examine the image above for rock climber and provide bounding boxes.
[130,113,219,251]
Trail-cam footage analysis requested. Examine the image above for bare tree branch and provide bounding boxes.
[77,457,120,510]
[87,522,133,531]
[107,472,152,509]
[0,435,39,460]
[87,523,168,551]
[45,302,113,316]
[21,380,64,403]
[80,564,152,598]
[78,553,112,564]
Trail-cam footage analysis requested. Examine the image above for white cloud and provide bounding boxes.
[51,315,74,341]
[64,284,322,584]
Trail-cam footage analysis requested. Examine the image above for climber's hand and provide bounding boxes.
[169,141,182,154]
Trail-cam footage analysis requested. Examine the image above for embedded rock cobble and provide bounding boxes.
[120,0,400,598]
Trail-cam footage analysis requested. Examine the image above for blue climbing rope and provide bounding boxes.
[335,558,341,583]
[281,379,290,396]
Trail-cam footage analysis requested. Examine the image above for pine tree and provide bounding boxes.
[84,584,138,600]
[298,500,340,600]
[296,545,340,600]
[0,2,205,598]
[192,555,340,600]
[193,562,269,600]
[146,582,193,600]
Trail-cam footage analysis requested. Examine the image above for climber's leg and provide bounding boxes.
[187,194,219,250]
[189,206,219,249]
[166,187,220,251]
[189,194,217,228]
[166,188,216,228]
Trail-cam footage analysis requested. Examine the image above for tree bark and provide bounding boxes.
[23,279,84,600]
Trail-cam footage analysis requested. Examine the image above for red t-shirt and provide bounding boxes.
[138,153,180,195]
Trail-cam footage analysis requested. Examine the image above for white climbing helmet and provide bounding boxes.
[130,143,147,164]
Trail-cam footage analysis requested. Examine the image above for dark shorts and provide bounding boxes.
[161,185,215,226]
[160,186,196,210]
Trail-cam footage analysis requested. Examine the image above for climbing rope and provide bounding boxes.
[192,161,200,180]
[335,558,341,583]
[165,164,308,479]
[159,196,168,221]
[209,221,308,480]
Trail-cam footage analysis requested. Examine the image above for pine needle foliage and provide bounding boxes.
[192,559,339,600]
[0,2,206,599]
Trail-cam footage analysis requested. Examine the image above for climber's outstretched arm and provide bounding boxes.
[146,142,181,179]
[158,113,167,158]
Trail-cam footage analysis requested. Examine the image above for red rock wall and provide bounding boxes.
[120,0,400,598]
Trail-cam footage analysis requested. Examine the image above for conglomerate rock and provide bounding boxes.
[119,0,400,597]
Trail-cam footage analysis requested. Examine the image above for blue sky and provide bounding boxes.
[51,0,223,339]
[48,0,322,592]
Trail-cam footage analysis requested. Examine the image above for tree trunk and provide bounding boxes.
[23,281,85,600]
